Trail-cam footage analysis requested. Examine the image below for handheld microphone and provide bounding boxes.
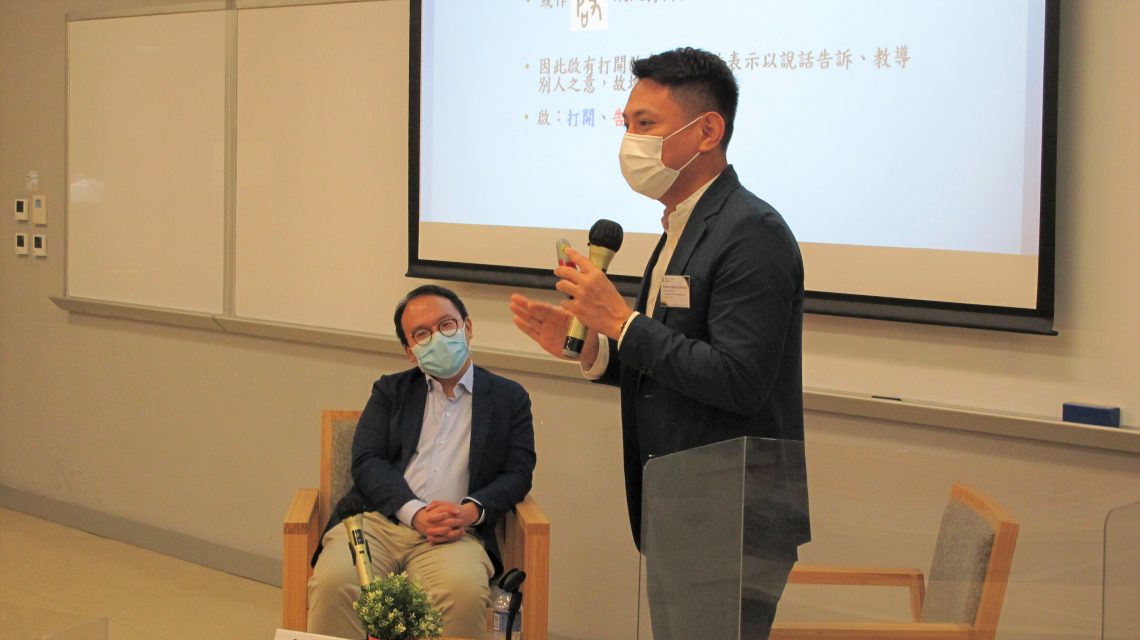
[499,569,527,640]
[562,219,624,358]
[334,494,374,586]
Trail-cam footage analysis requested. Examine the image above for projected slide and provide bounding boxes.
[415,0,1054,324]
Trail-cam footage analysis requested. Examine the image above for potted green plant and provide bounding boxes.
[353,571,444,640]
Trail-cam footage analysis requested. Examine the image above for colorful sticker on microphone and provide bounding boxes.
[555,238,574,268]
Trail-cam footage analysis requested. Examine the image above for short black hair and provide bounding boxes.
[393,284,469,347]
[631,47,739,148]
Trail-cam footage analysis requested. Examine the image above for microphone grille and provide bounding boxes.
[333,492,370,520]
[588,219,624,252]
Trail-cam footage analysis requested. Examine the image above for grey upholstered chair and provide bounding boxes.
[283,410,550,639]
[770,482,1019,640]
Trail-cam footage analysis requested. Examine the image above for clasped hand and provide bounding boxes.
[412,500,478,544]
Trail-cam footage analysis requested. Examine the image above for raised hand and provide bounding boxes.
[510,293,577,359]
[554,246,633,341]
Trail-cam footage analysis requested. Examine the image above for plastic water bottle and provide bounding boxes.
[492,587,522,640]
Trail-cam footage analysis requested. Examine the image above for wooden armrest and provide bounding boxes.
[787,563,926,622]
[282,488,320,630]
[789,563,924,587]
[284,488,319,533]
[512,493,551,531]
[501,495,549,640]
[770,622,971,639]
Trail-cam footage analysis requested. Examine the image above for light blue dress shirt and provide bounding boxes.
[395,364,479,527]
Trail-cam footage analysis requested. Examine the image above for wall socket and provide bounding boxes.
[14,198,29,222]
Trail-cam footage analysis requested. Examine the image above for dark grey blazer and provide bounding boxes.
[600,165,810,553]
[318,365,535,577]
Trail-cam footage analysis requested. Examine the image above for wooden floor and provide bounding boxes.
[0,507,280,640]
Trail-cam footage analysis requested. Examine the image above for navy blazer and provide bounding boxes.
[600,166,810,553]
[317,365,536,577]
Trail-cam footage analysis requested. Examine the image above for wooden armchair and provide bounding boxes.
[283,410,550,639]
[771,483,1019,640]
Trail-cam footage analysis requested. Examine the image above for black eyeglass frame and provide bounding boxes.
[409,317,462,347]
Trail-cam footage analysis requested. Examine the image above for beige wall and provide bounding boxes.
[2,1,1139,639]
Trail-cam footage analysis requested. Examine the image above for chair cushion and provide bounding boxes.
[329,416,358,509]
[922,499,994,623]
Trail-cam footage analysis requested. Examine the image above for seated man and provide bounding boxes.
[308,284,537,640]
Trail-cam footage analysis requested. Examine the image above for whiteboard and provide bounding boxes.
[65,2,409,328]
[67,11,227,313]
[234,1,409,334]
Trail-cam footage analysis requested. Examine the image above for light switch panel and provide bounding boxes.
[14,198,29,222]
[31,195,47,226]
[15,233,29,256]
[32,234,46,257]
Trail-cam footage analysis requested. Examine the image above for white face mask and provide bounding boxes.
[618,114,705,200]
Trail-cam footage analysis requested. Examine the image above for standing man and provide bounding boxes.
[310,284,536,640]
[510,47,808,638]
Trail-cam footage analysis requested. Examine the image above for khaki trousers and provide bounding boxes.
[307,512,493,640]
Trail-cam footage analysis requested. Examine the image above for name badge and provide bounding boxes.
[660,275,691,309]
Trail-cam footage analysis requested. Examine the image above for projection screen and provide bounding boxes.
[408,0,1058,334]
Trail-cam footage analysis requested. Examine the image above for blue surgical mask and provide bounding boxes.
[411,329,470,379]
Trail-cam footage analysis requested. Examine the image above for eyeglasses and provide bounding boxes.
[409,317,462,347]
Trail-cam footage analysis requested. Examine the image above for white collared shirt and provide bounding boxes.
[395,364,475,526]
[583,174,719,379]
